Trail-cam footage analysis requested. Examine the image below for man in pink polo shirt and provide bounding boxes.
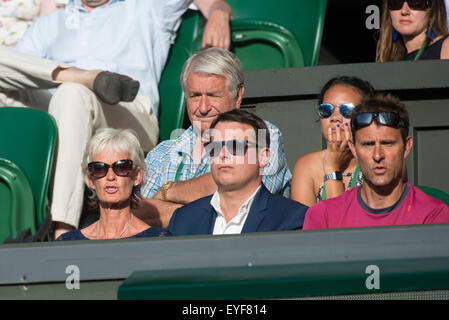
[303,94,449,230]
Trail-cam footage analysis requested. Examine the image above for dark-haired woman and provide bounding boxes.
[376,0,449,61]
[291,77,374,207]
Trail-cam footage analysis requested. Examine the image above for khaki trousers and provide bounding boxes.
[0,46,159,228]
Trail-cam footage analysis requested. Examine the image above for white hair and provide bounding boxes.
[180,47,244,98]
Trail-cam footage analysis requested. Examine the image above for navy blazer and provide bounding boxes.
[167,184,308,236]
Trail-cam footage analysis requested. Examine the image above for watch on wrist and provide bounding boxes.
[324,171,343,182]
[161,181,174,201]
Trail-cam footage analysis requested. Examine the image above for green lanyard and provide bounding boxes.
[174,156,210,182]
[322,163,360,200]
[414,38,429,61]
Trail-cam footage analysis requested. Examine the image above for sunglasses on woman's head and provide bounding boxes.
[203,139,258,158]
[318,103,356,119]
[351,112,403,130]
[388,0,431,11]
[88,159,134,178]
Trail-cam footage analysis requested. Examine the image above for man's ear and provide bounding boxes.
[235,85,245,109]
[258,147,270,168]
[348,139,358,160]
[403,136,413,160]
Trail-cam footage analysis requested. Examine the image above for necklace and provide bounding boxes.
[96,213,133,240]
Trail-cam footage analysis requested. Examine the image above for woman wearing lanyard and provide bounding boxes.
[291,76,375,207]
[376,0,449,61]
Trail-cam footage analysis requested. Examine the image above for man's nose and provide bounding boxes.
[373,144,384,162]
[219,144,228,158]
[218,144,234,164]
[199,95,212,114]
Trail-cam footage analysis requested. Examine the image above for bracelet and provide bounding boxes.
[160,181,174,201]
[324,171,343,182]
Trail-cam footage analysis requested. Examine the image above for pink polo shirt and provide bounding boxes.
[303,182,449,230]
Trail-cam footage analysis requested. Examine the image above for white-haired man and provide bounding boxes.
[137,47,291,228]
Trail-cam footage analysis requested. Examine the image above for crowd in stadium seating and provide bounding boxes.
[1,0,449,242]
[1,0,233,239]
[303,93,449,229]
[136,48,291,229]
[291,76,374,207]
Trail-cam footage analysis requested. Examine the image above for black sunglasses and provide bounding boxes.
[318,103,356,119]
[351,112,403,130]
[203,139,258,158]
[388,0,431,11]
[88,159,134,178]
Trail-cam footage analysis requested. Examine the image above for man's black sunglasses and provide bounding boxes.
[203,139,258,158]
[88,159,134,178]
[388,0,431,11]
[351,112,403,130]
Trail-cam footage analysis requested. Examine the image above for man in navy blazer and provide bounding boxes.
[167,110,308,236]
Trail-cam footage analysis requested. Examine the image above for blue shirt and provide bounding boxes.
[56,227,171,240]
[14,0,192,116]
[141,122,292,199]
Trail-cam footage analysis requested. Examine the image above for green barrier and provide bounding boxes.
[118,257,449,300]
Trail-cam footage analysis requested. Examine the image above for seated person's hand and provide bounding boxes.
[201,9,231,50]
[325,123,353,172]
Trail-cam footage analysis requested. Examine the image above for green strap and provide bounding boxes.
[414,38,429,61]
[173,157,210,182]
[322,163,360,200]
[349,163,361,188]
[174,158,185,182]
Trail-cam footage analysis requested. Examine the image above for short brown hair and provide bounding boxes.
[209,109,270,149]
[351,93,410,142]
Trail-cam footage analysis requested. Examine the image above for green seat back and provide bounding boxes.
[416,185,449,207]
[0,107,57,230]
[0,159,35,243]
[226,0,327,67]
[192,19,305,70]
[157,1,327,140]
[158,11,202,142]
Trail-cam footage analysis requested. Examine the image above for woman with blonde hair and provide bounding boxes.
[376,0,449,61]
[57,128,169,240]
